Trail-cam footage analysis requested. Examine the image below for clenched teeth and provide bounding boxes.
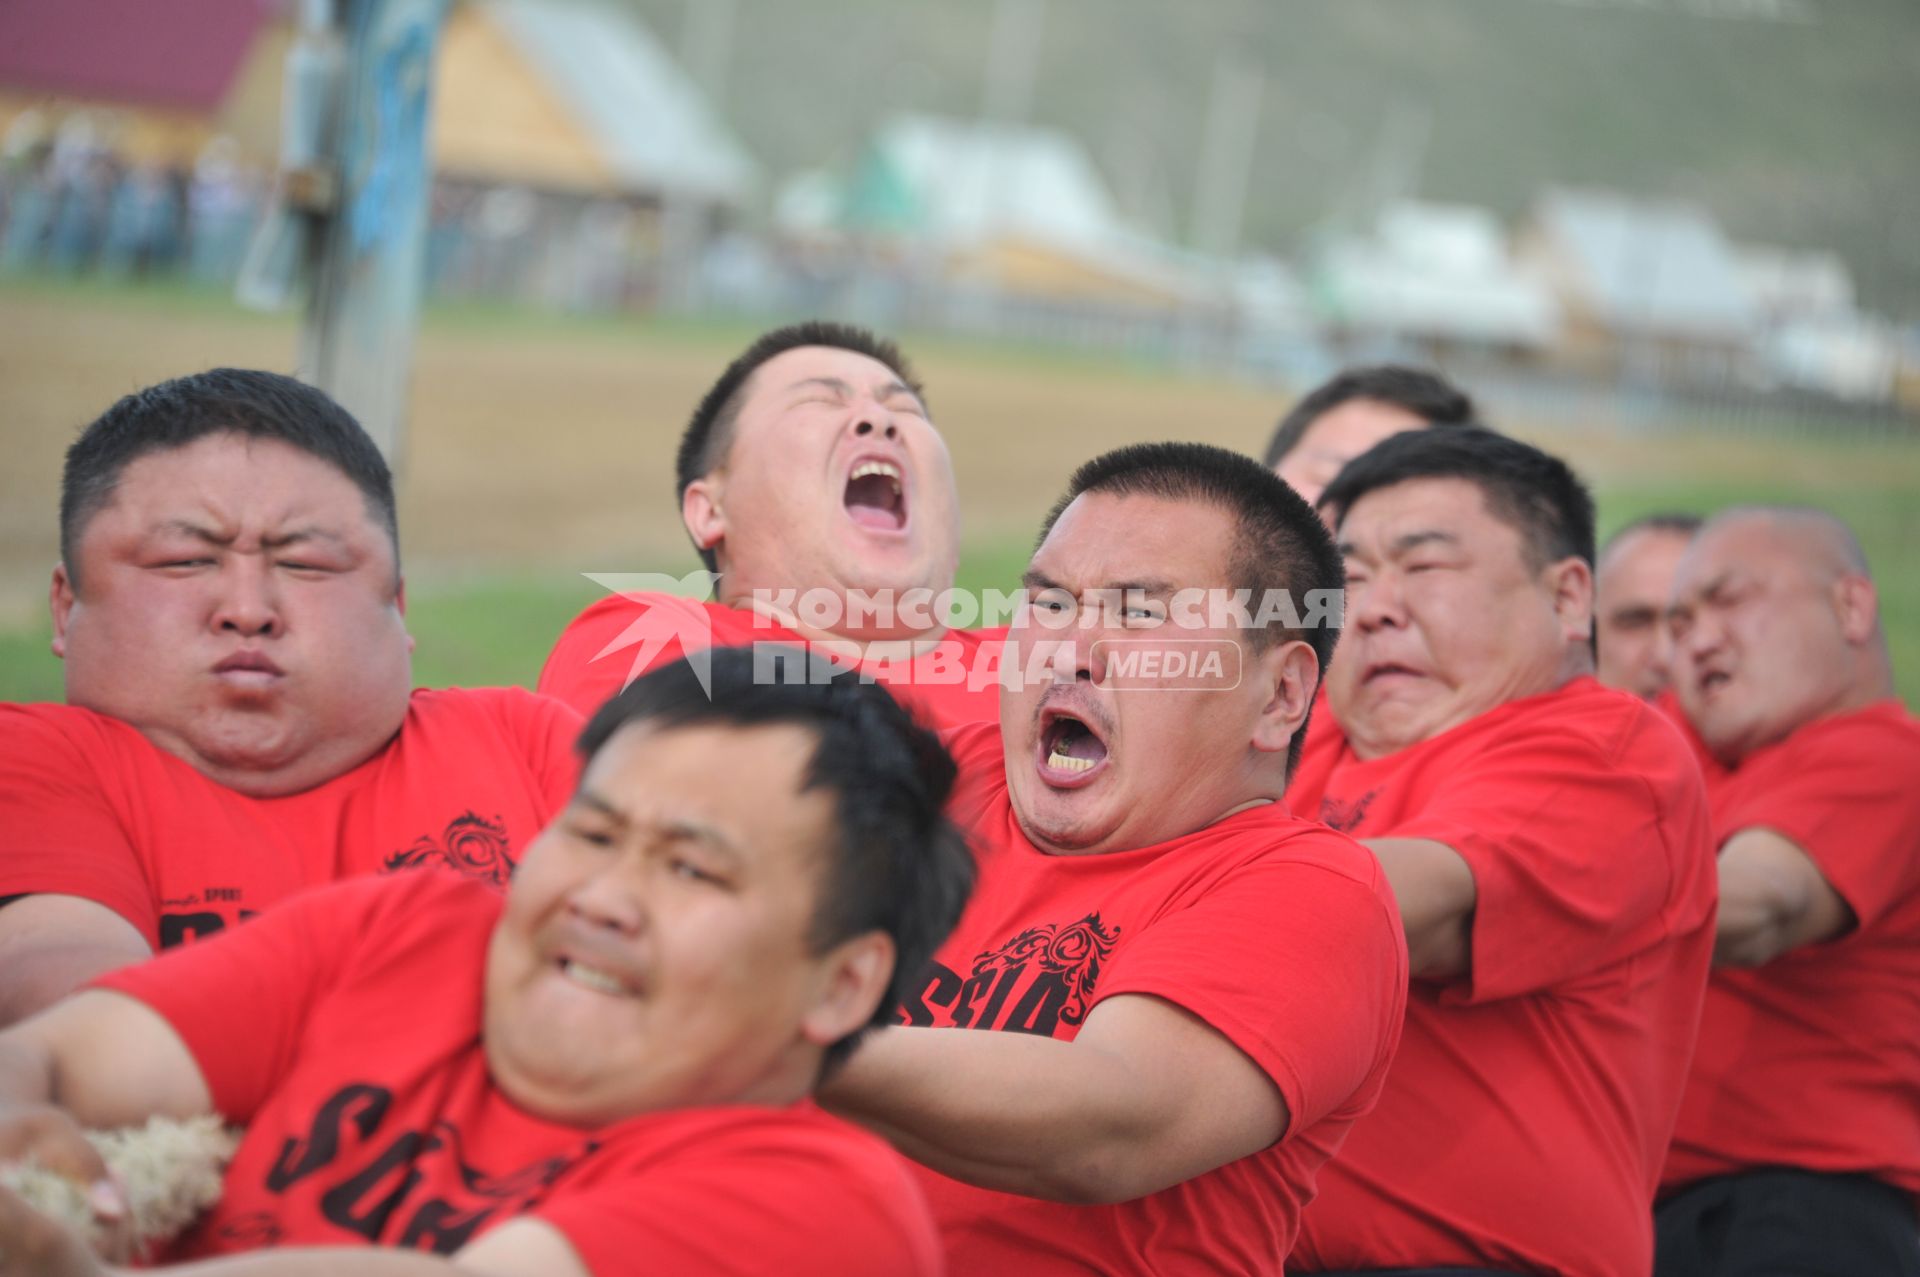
[560,959,628,996]
[1047,749,1097,773]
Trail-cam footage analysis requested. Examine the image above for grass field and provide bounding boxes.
[1,278,1915,705]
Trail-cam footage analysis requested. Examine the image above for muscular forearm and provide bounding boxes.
[1714,886,1803,967]
[0,1032,57,1105]
[0,946,137,1031]
[1714,829,1853,969]
[1365,837,1476,979]
[822,1025,1198,1205]
[0,896,154,1030]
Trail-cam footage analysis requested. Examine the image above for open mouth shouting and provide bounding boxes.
[843,456,909,534]
[1037,706,1112,788]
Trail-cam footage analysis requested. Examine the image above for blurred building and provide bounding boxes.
[0,0,271,280]
[1309,200,1559,361]
[776,113,1238,347]
[1518,189,1759,386]
[1,0,757,308]
[1737,245,1899,403]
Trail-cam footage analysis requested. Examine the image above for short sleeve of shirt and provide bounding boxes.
[1721,710,1920,930]
[92,875,408,1118]
[537,1117,942,1277]
[493,687,585,817]
[537,596,723,719]
[0,706,158,943]
[1396,723,1689,1004]
[939,721,1007,827]
[1091,855,1408,1135]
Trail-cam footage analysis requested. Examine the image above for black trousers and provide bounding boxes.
[1309,1269,1515,1276]
[1655,1168,1920,1277]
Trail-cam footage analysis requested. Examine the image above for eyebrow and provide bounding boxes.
[1697,570,1739,600]
[573,789,746,864]
[1336,528,1459,557]
[1020,569,1178,599]
[788,376,922,405]
[149,521,346,551]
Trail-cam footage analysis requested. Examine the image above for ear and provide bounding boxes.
[1545,556,1595,645]
[49,563,75,659]
[1250,638,1319,756]
[800,932,896,1048]
[1832,573,1879,646]
[681,477,727,564]
[396,576,417,654]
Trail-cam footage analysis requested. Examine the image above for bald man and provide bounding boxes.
[1656,507,1920,1277]
[1595,514,1700,699]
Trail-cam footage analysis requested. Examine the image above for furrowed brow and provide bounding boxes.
[260,527,348,551]
[152,520,231,545]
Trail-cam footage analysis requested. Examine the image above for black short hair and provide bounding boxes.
[1262,364,1475,469]
[1038,441,1345,775]
[675,321,924,572]
[577,646,973,1075]
[1319,426,1596,570]
[60,369,398,588]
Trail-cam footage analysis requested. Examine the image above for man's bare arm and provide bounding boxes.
[1364,837,1477,979]
[1715,827,1854,968]
[0,990,211,1126]
[817,992,1288,1205]
[0,897,152,1028]
[0,1192,587,1277]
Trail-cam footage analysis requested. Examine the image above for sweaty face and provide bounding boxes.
[1330,477,1590,760]
[1595,527,1693,699]
[52,433,411,797]
[1275,399,1431,508]
[1002,493,1295,856]
[695,346,960,631]
[486,721,864,1126]
[1668,518,1861,765]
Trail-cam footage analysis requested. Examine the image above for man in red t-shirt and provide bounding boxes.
[0,649,971,1277]
[819,442,1409,1276]
[1285,427,1717,1277]
[1595,512,1701,700]
[1656,507,1920,1277]
[0,370,584,1025]
[538,321,1003,729]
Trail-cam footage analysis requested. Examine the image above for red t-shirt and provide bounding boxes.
[94,872,942,1276]
[1663,700,1920,1197]
[904,723,1408,1276]
[0,688,581,948]
[538,593,1006,729]
[1287,676,1717,1277]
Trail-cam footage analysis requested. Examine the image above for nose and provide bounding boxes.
[210,556,283,638]
[853,418,900,442]
[563,861,645,935]
[1346,572,1405,635]
[1677,607,1724,665]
